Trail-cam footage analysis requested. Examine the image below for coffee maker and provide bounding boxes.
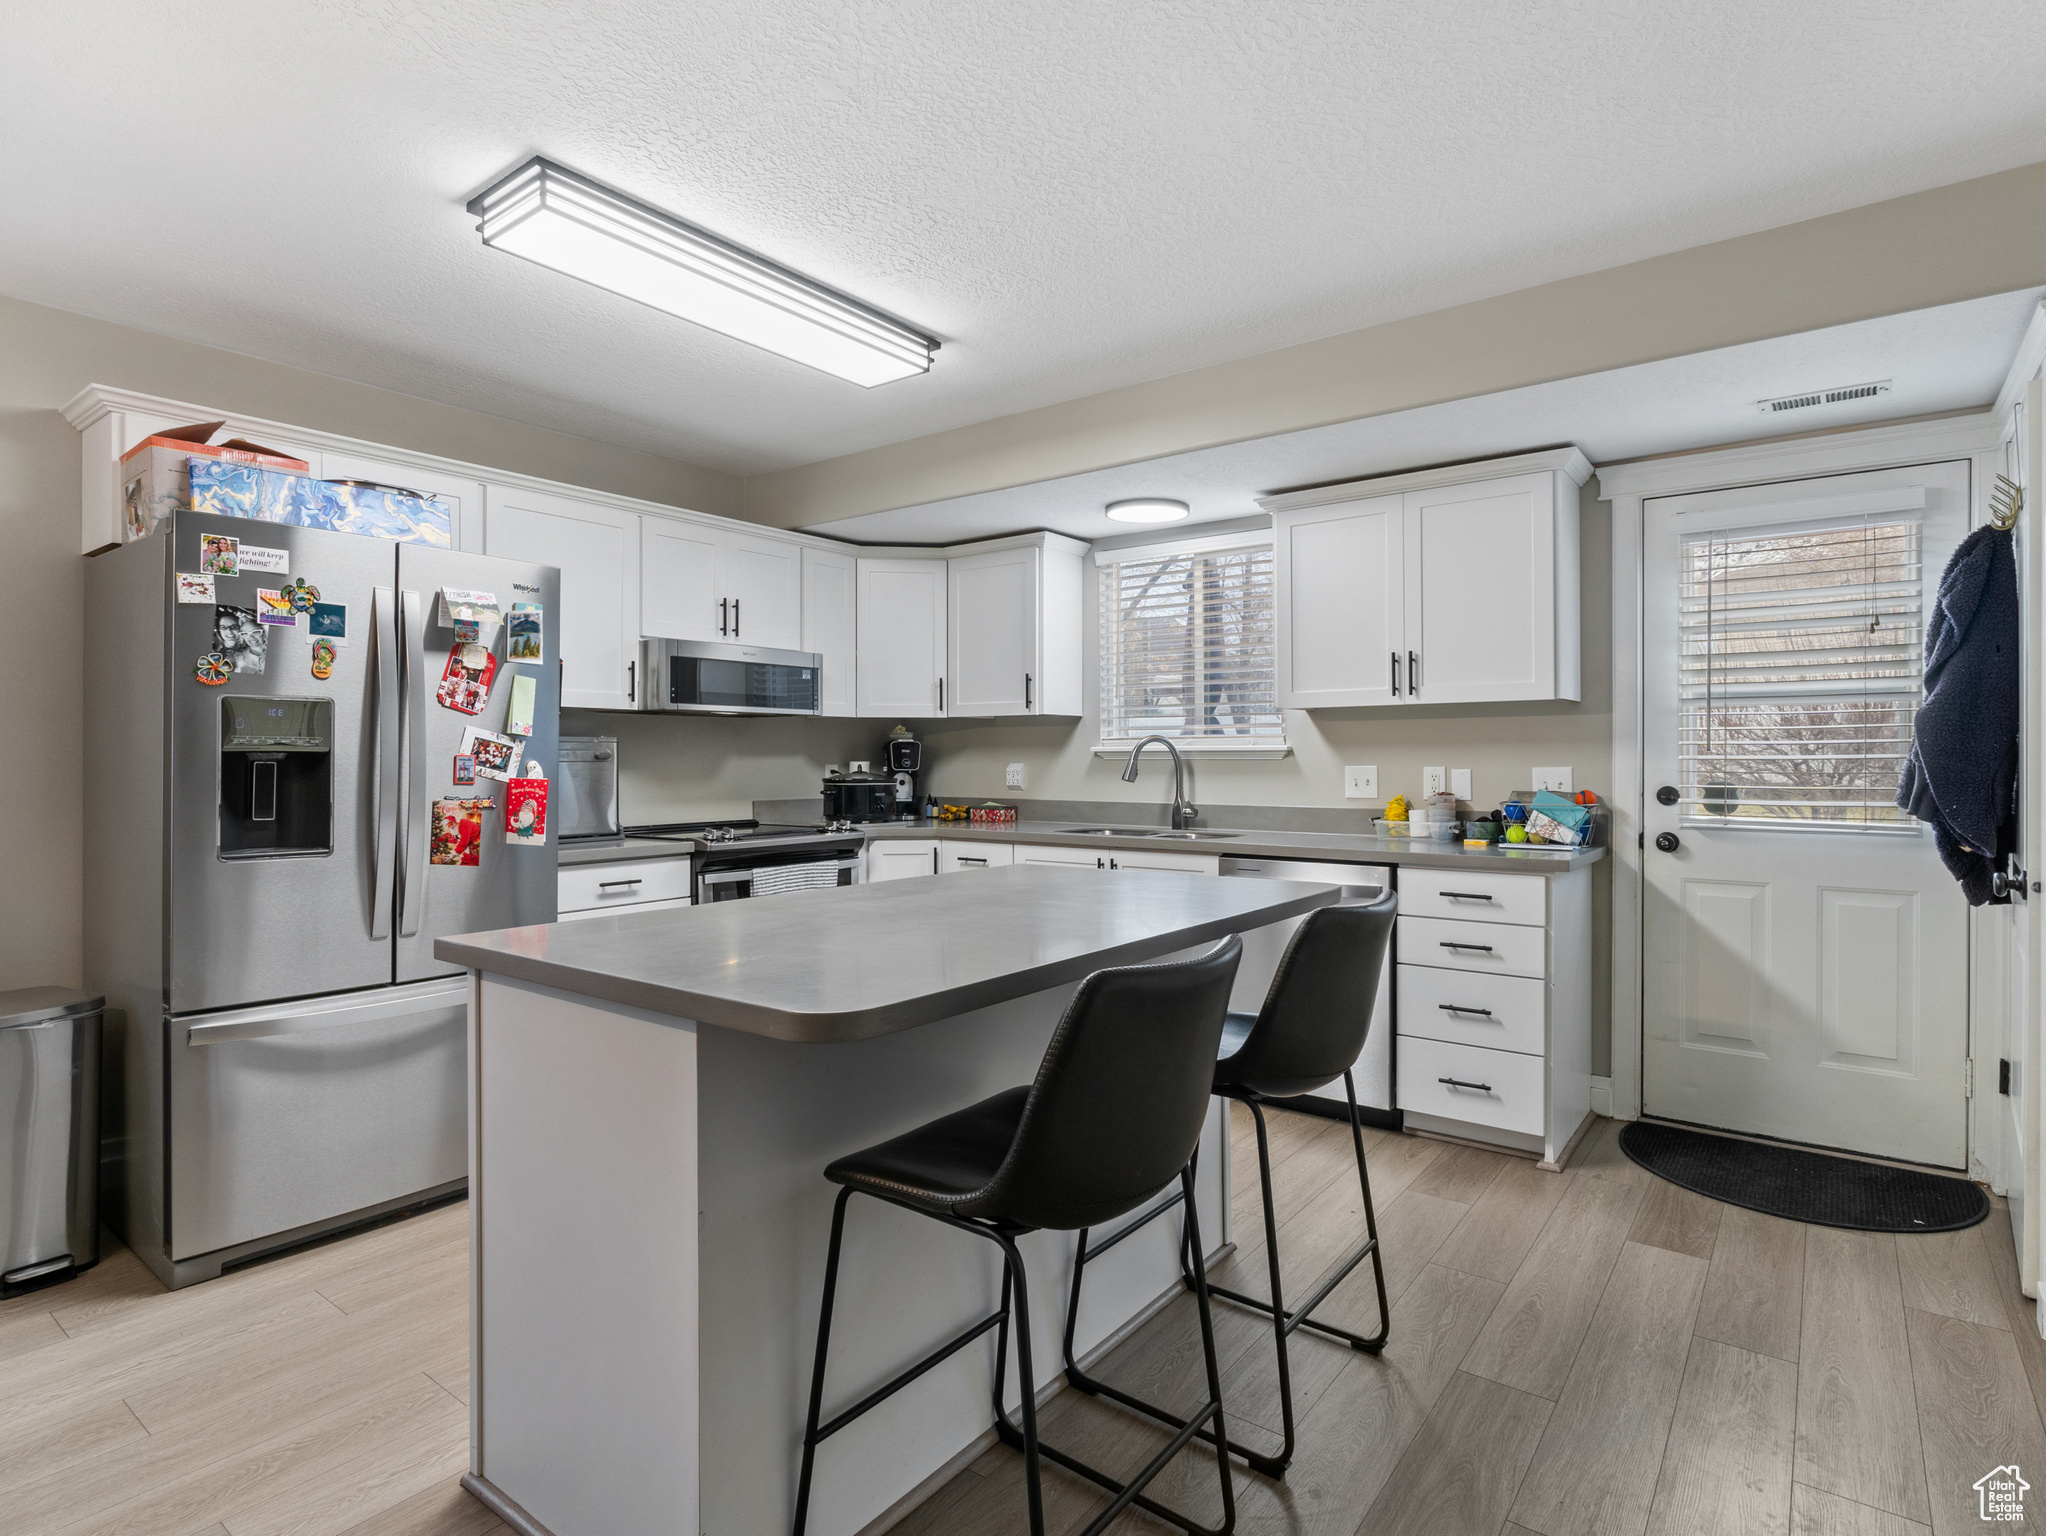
[886,725,923,816]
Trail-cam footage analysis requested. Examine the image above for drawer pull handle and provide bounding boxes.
[1440,941,1494,952]
[1438,1003,1494,1016]
[597,878,643,889]
[1439,890,1495,901]
[1439,1076,1493,1093]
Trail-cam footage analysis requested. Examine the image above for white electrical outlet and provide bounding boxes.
[1006,762,1026,790]
[1344,765,1378,799]
[1533,766,1574,793]
[1422,766,1447,797]
[1450,768,1472,802]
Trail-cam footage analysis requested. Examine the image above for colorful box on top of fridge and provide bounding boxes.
[116,420,309,543]
[186,459,452,547]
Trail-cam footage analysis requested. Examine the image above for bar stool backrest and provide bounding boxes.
[978,936,1242,1232]
[1226,894,1396,1099]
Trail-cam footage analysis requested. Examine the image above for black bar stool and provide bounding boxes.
[1060,893,1397,1477]
[792,936,1245,1536]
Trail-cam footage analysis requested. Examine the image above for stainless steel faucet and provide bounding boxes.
[1121,735,1197,830]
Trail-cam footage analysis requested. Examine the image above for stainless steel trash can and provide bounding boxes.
[0,987,102,1297]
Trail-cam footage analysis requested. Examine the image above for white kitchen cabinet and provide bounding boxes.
[485,485,641,711]
[945,534,1085,717]
[866,840,938,881]
[641,518,803,652]
[937,840,1016,873]
[1263,448,1590,709]
[857,559,948,717]
[557,857,695,919]
[801,546,858,717]
[1015,844,1109,870]
[1104,848,1221,875]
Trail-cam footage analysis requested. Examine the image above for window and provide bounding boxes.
[1099,544,1282,743]
[1679,517,1922,826]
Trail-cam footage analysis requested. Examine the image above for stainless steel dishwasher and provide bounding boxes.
[1217,857,1396,1124]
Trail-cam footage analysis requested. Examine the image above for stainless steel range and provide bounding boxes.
[622,820,866,902]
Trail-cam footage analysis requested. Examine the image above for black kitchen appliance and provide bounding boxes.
[822,769,897,824]
[886,727,924,814]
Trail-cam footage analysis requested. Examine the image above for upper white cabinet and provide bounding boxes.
[857,559,948,717]
[641,519,803,651]
[944,534,1085,717]
[800,546,857,718]
[320,450,485,554]
[484,486,642,711]
[1263,448,1590,709]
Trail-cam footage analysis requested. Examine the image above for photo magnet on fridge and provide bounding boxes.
[308,602,347,643]
[238,545,289,575]
[505,767,548,847]
[430,799,486,867]
[174,573,216,605]
[438,587,502,647]
[255,588,297,626]
[507,602,543,663]
[458,726,523,782]
[437,645,498,715]
[213,606,266,674]
[452,753,477,787]
[200,534,239,575]
[504,672,536,737]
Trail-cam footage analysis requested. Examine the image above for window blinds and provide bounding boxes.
[1678,518,1923,825]
[1099,546,1282,741]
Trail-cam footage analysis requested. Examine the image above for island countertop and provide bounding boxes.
[437,862,1339,1044]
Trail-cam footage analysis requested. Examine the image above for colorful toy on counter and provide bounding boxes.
[1525,790,1593,846]
[1383,794,1409,822]
[1504,823,1529,843]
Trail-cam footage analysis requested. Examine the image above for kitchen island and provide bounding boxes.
[437,864,1340,1536]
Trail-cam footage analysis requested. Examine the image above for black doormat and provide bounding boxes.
[1617,1120,1989,1234]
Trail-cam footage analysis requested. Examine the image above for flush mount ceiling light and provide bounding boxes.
[468,157,938,387]
[1104,498,1190,524]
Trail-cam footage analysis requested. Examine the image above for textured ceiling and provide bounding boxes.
[8,3,2046,478]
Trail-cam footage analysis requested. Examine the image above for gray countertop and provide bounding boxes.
[440,863,1339,1043]
[558,837,696,867]
[863,818,1606,873]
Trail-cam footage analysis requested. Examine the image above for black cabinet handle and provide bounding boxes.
[732,599,739,637]
[1438,1003,1494,1016]
[1409,650,1419,695]
[1025,672,1032,709]
[627,660,635,703]
[1440,941,1494,952]
[1391,651,1400,696]
[1439,1076,1493,1092]
[937,677,944,713]
[596,878,642,889]
[1439,891,1494,901]
[719,597,728,636]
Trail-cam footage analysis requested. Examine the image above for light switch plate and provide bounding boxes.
[1006,762,1026,790]
[1422,766,1447,797]
[1344,765,1378,799]
[1533,766,1574,793]
[1450,768,1472,801]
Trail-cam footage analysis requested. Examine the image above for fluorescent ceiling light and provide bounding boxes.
[1105,498,1190,524]
[469,158,937,387]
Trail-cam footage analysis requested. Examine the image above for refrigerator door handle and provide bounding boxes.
[397,589,429,938]
[369,586,399,939]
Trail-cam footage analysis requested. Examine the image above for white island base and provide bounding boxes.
[463,969,1231,1536]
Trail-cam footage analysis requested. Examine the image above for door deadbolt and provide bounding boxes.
[1655,831,1681,853]
[1655,785,1679,807]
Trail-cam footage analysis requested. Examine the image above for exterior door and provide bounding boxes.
[485,487,639,709]
[1404,472,1559,703]
[168,514,395,1012]
[393,544,561,982]
[947,546,1037,715]
[857,559,947,716]
[1275,494,1405,707]
[1641,462,1973,1167]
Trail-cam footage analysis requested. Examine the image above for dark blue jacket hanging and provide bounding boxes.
[1896,524,2019,905]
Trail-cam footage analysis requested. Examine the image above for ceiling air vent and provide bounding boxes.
[1757,379,1893,415]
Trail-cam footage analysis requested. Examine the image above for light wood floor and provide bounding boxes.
[6,1110,2042,1536]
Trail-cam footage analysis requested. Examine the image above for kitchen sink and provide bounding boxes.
[1055,827,1239,839]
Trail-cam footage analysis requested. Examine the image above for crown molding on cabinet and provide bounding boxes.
[1256,445,1593,514]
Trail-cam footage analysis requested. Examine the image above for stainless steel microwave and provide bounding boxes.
[638,638,822,716]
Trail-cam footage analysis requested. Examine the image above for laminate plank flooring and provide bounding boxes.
[7,1116,2040,1536]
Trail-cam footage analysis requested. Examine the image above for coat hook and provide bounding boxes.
[1991,474,2024,531]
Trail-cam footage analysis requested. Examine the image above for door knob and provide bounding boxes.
[1655,831,1681,853]
[1656,785,1679,806]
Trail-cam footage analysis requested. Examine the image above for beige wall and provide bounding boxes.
[744,158,2046,529]
[0,293,739,993]
[564,709,879,826]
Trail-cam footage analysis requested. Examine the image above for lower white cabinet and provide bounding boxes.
[938,841,1015,873]
[1015,844,1111,870]
[867,840,938,881]
[1104,848,1220,875]
[557,857,694,918]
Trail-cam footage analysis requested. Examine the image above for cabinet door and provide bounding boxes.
[641,518,723,642]
[484,487,640,710]
[1276,494,1405,708]
[1015,845,1104,869]
[720,531,803,650]
[1106,849,1220,874]
[867,840,937,881]
[801,546,858,717]
[946,545,1037,715]
[857,559,948,717]
[1403,472,1556,703]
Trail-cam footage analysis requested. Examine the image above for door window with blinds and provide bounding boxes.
[1098,543,1282,743]
[1678,515,1922,827]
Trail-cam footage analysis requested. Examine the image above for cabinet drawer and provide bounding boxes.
[558,858,694,914]
[939,841,1016,872]
[1396,965,1546,1056]
[1396,1036,1545,1136]
[1398,915,1546,979]
[1397,870,1546,926]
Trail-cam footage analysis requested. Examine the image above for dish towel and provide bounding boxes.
[1896,524,2019,905]
[748,862,846,898]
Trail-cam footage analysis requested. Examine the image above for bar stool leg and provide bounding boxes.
[1342,1070,1390,1350]
[792,1187,854,1536]
[994,1233,1047,1536]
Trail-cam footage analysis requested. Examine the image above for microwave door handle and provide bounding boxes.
[369,586,399,938]
[398,589,428,937]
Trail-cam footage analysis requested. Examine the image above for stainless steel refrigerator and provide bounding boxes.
[84,511,560,1288]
